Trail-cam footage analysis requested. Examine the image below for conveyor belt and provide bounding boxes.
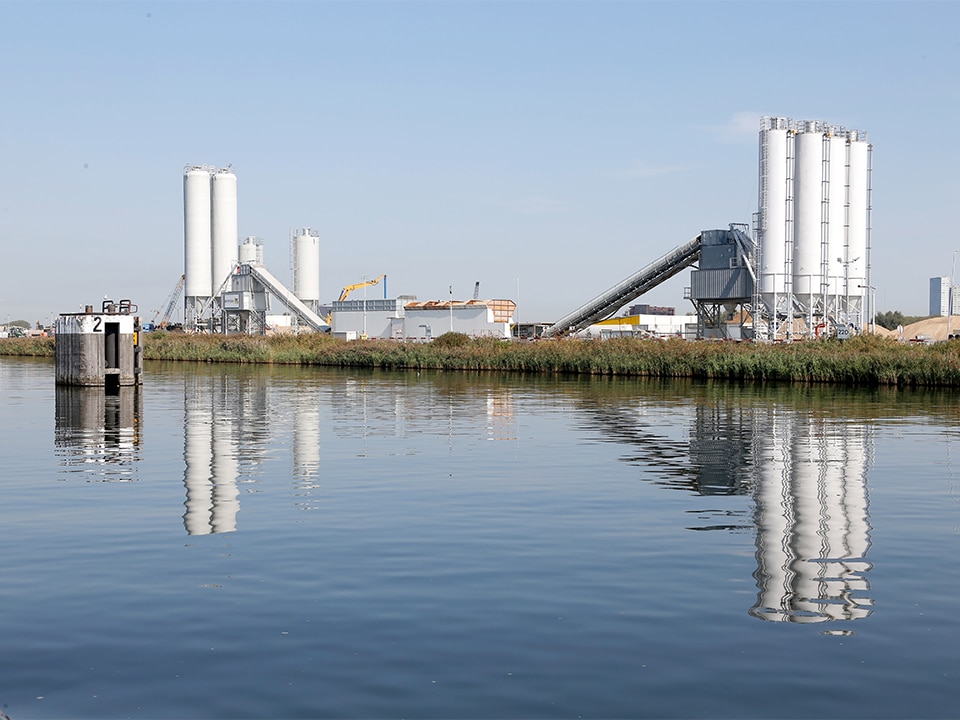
[246,264,330,332]
[542,235,702,338]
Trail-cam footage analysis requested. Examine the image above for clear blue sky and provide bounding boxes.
[1,0,957,326]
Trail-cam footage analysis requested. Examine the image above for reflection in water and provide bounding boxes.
[55,386,142,482]
[292,390,321,509]
[174,368,875,624]
[751,413,873,623]
[183,375,240,535]
[179,370,520,527]
[578,383,874,625]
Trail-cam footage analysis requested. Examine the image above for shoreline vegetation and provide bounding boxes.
[3,331,960,387]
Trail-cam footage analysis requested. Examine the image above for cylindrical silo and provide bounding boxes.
[758,117,790,313]
[291,227,321,309]
[211,168,238,296]
[793,123,825,311]
[826,133,848,302]
[846,132,870,324]
[184,166,212,303]
[239,236,264,265]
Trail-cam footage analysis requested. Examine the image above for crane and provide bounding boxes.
[152,274,185,329]
[337,273,386,302]
[327,274,386,323]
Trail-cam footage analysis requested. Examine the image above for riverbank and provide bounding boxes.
[3,331,960,386]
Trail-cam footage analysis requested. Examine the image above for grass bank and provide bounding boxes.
[4,331,960,386]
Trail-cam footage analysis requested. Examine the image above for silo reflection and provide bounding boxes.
[182,375,240,534]
[750,412,873,623]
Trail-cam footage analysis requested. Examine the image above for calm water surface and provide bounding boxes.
[1,357,958,719]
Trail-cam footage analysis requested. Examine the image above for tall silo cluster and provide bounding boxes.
[183,165,239,326]
[757,117,872,335]
[290,227,321,313]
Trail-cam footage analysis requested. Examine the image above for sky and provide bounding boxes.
[1,0,958,327]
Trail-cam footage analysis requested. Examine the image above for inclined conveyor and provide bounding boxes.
[542,234,703,338]
[246,263,330,332]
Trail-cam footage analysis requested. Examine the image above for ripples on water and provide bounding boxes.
[1,358,958,719]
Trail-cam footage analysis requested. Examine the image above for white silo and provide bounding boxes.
[758,117,791,318]
[183,166,213,314]
[826,132,848,303]
[793,122,825,313]
[211,167,239,295]
[239,236,264,265]
[846,131,870,323]
[291,227,321,311]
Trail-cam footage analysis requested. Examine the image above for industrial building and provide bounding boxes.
[177,115,874,342]
[180,165,516,339]
[328,297,516,341]
[584,313,698,340]
[543,116,874,341]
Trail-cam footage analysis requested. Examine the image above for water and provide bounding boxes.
[1,357,958,719]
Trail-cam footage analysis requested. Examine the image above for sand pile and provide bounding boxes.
[868,316,960,342]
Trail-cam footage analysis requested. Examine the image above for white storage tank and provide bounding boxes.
[183,166,212,301]
[291,227,321,307]
[826,132,848,299]
[758,117,790,310]
[211,168,238,295]
[239,236,264,265]
[846,131,870,308]
[793,122,824,309]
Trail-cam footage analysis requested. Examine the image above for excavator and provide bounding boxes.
[326,274,386,324]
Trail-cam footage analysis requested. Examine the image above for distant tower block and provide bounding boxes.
[291,227,321,312]
[211,167,239,294]
[54,300,143,391]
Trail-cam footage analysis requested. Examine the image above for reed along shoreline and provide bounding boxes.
[4,331,960,387]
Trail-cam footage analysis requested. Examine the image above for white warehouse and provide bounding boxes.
[331,298,516,341]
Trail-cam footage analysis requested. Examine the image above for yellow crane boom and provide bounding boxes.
[338,273,386,302]
[327,274,387,324]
